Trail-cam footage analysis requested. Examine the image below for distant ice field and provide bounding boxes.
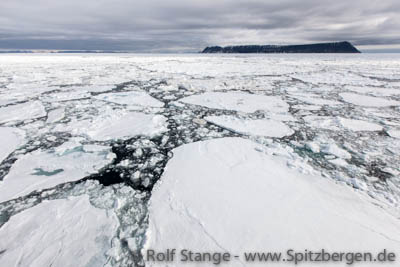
[0,53,400,266]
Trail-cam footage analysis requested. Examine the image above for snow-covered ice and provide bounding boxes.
[205,115,294,137]
[340,92,400,107]
[0,127,24,163]
[94,91,164,109]
[0,195,119,267]
[59,112,168,141]
[145,138,400,267]
[0,142,115,203]
[0,101,46,124]
[304,116,383,132]
[180,92,289,113]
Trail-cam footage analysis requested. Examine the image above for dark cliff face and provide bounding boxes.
[202,42,361,53]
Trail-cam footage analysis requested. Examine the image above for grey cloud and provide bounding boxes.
[0,0,399,51]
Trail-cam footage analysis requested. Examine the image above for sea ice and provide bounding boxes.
[304,116,383,132]
[340,93,400,107]
[94,91,164,109]
[46,108,65,123]
[0,195,119,267]
[0,143,115,203]
[0,127,24,163]
[0,101,46,124]
[179,92,289,113]
[145,138,400,267]
[205,115,294,137]
[55,112,168,141]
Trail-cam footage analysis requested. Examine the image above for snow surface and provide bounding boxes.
[0,127,24,163]
[340,92,400,107]
[0,195,119,267]
[304,116,383,132]
[55,112,168,141]
[94,91,164,109]
[145,138,400,266]
[0,101,46,124]
[179,92,289,113]
[0,142,115,203]
[46,108,65,123]
[205,115,294,137]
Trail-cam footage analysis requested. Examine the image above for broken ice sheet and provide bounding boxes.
[0,142,115,203]
[0,101,46,124]
[0,195,119,267]
[145,138,400,267]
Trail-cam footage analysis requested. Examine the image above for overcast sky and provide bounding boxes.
[0,0,399,52]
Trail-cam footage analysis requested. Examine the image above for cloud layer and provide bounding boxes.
[0,0,399,51]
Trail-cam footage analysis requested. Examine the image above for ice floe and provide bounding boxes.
[55,112,168,141]
[0,127,24,163]
[205,115,294,137]
[0,142,115,203]
[0,101,46,124]
[340,93,400,107]
[145,138,400,266]
[94,91,164,109]
[0,195,119,267]
[179,92,289,113]
[304,116,383,132]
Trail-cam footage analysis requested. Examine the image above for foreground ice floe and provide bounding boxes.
[145,138,400,266]
[180,92,289,113]
[0,195,119,267]
[205,115,294,137]
[0,101,46,124]
[0,127,24,163]
[0,142,115,203]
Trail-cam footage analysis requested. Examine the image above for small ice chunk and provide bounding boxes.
[387,129,400,139]
[321,143,351,159]
[46,108,65,123]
